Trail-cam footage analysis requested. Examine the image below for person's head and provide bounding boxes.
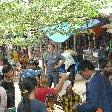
[101,60,112,84]
[79,60,95,80]
[15,62,21,71]
[39,76,48,87]
[2,58,10,66]
[19,77,37,97]
[104,60,112,71]
[66,83,73,94]
[100,45,105,50]
[27,60,38,69]
[47,42,55,53]
[19,77,37,112]
[2,65,14,80]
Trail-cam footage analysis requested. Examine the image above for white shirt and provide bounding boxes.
[87,73,96,83]
[0,86,7,111]
[62,51,75,69]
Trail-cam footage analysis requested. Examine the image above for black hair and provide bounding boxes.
[79,60,95,71]
[2,65,13,74]
[2,58,10,66]
[100,59,108,69]
[18,77,37,112]
[48,42,55,48]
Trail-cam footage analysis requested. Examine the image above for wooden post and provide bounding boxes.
[40,38,45,76]
[74,35,76,53]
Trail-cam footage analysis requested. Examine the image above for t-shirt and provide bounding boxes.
[35,88,55,102]
[17,99,47,112]
[0,86,7,112]
[45,52,65,72]
[0,80,15,108]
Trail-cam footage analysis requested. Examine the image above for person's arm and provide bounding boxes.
[54,75,69,94]
[54,54,65,68]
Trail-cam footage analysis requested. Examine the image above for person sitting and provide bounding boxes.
[17,77,47,112]
[0,86,7,112]
[61,82,81,112]
[1,65,15,108]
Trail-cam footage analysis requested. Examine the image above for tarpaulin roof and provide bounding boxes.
[44,19,101,42]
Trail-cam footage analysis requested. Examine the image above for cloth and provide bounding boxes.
[62,51,75,70]
[45,52,65,72]
[0,86,7,112]
[12,51,19,62]
[21,69,39,78]
[58,80,71,97]
[98,49,107,60]
[61,91,81,112]
[77,73,112,112]
[17,99,47,112]
[35,88,55,102]
[46,71,59,87]
[0,80,15,108]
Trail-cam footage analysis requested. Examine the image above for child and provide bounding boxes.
[61,82,81,112]
[17,77,47,112]
[1,65,15,108]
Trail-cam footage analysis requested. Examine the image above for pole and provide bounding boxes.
[40,37,45,76]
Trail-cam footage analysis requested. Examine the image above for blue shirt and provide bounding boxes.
[77,73,112,112]
[17,99,47,112]
[45,52,65,72]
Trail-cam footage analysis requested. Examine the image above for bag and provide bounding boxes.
[5,107,16,112]
[96,108,103,112]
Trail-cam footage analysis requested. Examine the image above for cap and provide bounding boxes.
[21,69,39,78]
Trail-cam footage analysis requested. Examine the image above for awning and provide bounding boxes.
[44,19,101,42]
[80,19,100,30]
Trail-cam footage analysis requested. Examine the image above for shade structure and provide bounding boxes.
[80,19,101,30]
[47,33,70,42]
[44,19,101,42]
[44,22,71,42]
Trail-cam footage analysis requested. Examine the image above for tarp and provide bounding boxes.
[44,19,101,42]
[80,19,100,30]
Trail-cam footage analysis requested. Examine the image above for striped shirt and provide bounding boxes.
[61,91,81,112]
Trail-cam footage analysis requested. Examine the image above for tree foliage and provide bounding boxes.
[0,0,111,45]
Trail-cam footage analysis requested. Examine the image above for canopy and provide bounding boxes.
[44,19,101,42]
[80,19,100,30]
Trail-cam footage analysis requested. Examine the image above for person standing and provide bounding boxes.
[61,83,81,112]
[0,86,7,112]
[98,45,108,68]
[76,60,112,112]
[17,77,47,112]
[1,65,15,108]
[45,42,65,87]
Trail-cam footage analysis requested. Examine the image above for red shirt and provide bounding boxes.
[35,88,55,102]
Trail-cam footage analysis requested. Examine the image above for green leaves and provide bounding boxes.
[0,0,111,46]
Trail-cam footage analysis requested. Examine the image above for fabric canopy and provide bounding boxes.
[44,19,101,42]
[80,19,100,30]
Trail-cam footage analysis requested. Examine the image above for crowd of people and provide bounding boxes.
[0,42,112,112]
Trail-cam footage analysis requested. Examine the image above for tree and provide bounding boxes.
[0,0,111,40]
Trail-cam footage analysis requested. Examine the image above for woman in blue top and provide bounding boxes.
[17,77,47,112]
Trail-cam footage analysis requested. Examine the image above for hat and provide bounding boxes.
[21,69,39,78]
